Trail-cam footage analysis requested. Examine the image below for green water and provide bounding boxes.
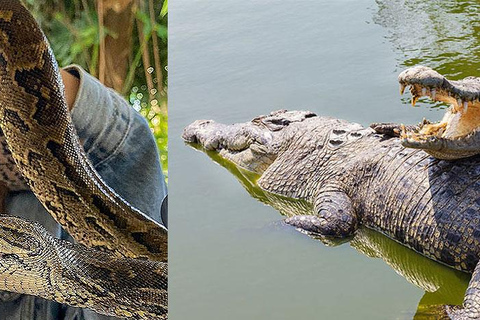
[170,1,480,319]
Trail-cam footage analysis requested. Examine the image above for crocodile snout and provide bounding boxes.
[182,120,227,150]
[182,120,213,144]
[183,120,254,152]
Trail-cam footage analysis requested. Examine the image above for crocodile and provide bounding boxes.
[182,67,480,319]
[186,148,469,318]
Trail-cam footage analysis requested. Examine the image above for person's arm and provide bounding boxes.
[62,65,167,225]
[60,69,79,111]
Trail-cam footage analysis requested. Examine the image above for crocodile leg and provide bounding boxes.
[285,191,357,237]
[447,261,480,319]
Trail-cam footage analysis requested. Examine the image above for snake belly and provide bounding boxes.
[0,1,167,319]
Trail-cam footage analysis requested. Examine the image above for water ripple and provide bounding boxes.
[373,0,480,79]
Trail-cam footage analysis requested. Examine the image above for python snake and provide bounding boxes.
[0,1,167,319]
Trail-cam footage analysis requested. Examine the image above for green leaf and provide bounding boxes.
[135,11,153,35]
[156,25,168,39]
[160,0,168,18]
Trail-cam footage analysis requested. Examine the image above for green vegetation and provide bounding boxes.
[23,0,168,180]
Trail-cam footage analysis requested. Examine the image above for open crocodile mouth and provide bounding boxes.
[399,66,480,143]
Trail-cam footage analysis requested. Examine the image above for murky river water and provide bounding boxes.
[170,1,480,319]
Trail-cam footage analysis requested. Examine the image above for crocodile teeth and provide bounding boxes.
[464,101,468,112]
[400,83,406,95]
[411,95,419,106]
[431,89,436,100]
[422,88,427,96]
[437,127,445,137]
[457,98,463,112]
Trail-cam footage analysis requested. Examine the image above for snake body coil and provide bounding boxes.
[0,1,167,319]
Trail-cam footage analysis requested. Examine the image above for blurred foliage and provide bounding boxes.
[22,0,168,181]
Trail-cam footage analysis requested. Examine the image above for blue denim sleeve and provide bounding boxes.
[66,65,168,225]
[2,65,167,320]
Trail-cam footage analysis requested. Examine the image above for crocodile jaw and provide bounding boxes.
[398,66,480,159]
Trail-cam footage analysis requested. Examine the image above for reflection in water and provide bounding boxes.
[193,145,470,319]
[373,0,480,79]
[352,228,468,319]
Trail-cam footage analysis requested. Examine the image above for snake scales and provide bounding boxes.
[0,1,167,319]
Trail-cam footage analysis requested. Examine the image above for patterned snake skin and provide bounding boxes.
[0,1,167,319]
